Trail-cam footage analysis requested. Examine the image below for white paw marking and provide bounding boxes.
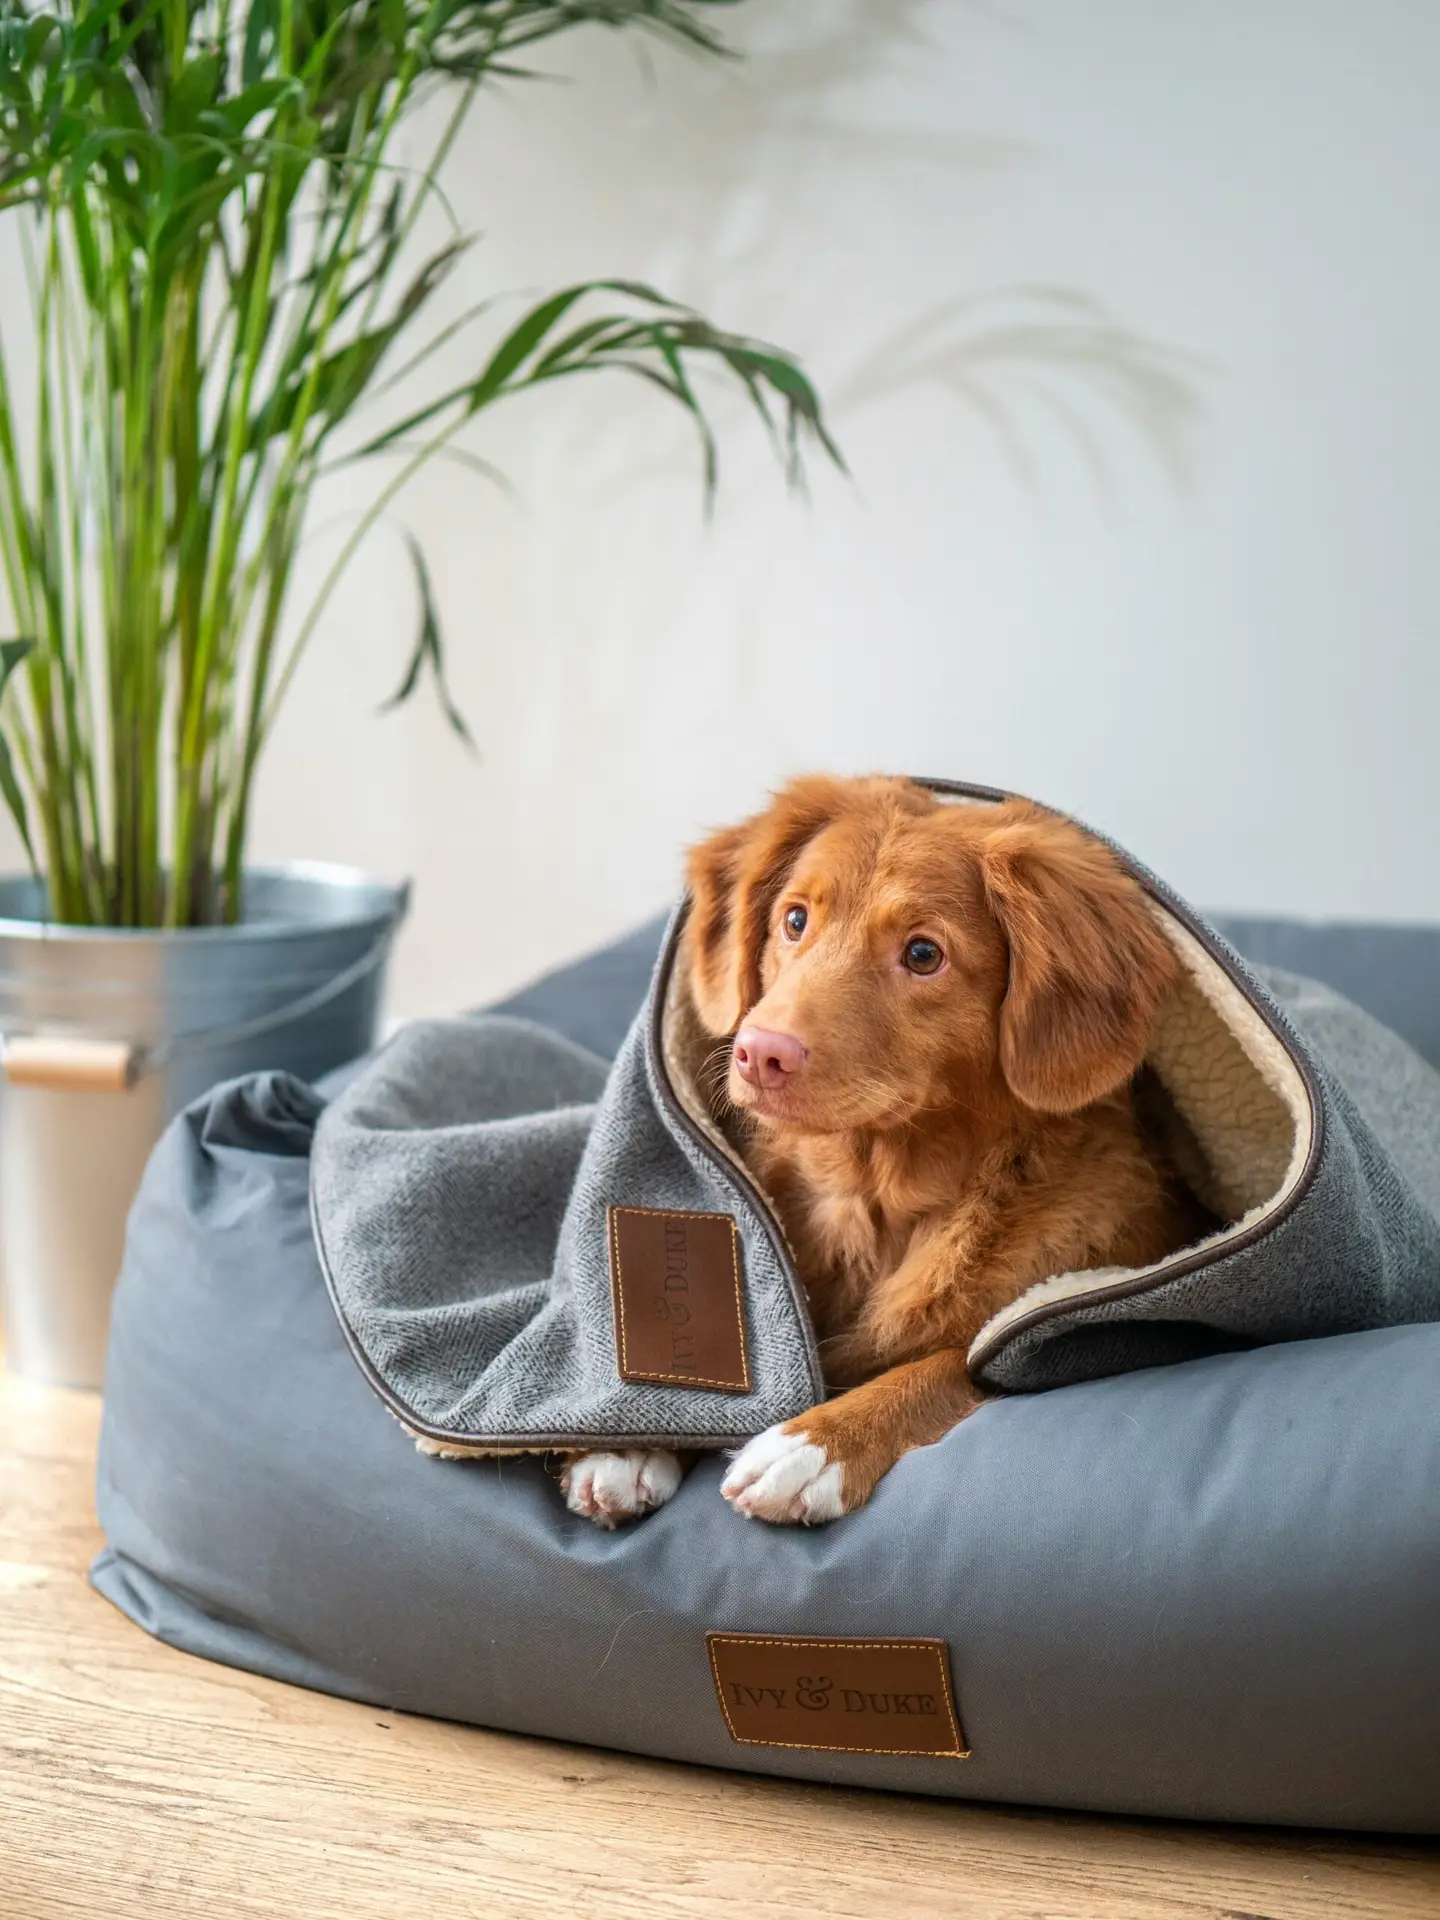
[561,1449,683,1529]
[720,1425,846,1526]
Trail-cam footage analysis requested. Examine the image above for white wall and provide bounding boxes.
[15,2,1440,1015]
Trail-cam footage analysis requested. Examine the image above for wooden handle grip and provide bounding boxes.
[3,1037,138,1093]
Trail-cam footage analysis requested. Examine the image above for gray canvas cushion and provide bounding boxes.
[1213,914,1440,1070]
[91,1065,1440,1830]
[91,909,1440,1831]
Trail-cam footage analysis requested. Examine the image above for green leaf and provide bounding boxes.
[380,535,475,753]
[467,284,598,405]
[0,636,36,694]
[349,284,673,457]
[0,638,36,871]
[0,730,35,874]
[0,731,35,873]
[349,283,844,493]
[70,0,135,57]
[199,76,296,139]
[165,51,223,134]
[380,0,407,55]
[254,237,470,448]
[530,316,656,376]
[23,14,60,63]
[241,0,277,88]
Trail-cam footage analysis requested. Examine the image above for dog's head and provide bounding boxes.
[684,775,1177,1134]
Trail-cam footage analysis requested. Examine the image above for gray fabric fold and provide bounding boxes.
[973,960,1440,1389]
[311,993,823,1448]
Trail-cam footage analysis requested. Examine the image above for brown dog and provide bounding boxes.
[561,775,1202,1527]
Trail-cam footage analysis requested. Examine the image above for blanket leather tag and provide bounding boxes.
[706,1633,968,1758]
[607,1206,751,1393]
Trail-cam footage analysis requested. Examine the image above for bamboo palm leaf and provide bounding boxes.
[381,531,475,750]
[0,0,833,928]
[0,634,36,868]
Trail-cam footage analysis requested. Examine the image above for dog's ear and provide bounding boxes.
[684,776,852,1034]
[979,804,1177,1114]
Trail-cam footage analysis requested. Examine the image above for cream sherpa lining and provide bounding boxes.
[661,897,1315,1375]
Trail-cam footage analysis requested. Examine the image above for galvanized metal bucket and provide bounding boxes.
[0,863,408,1388]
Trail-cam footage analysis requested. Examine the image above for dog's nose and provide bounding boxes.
[733,1025,809,1091]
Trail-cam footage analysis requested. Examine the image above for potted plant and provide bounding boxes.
[0,0,837,1385]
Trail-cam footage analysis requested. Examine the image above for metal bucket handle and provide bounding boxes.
[0,922,397,1093]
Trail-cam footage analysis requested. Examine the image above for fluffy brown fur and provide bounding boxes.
[685,774,1207,1517]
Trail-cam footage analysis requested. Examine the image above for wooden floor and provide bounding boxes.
[3,1370,1438,1920]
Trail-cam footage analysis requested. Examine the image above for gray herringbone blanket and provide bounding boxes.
[311,794,1440,1451]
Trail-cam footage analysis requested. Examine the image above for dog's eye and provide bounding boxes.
[783,904,808,941]
[903,937,944,975]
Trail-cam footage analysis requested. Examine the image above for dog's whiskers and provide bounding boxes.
[698,1039,733,1089]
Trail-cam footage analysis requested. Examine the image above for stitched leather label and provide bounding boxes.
[607,1206,750,1393]
[706,1634,967,1758]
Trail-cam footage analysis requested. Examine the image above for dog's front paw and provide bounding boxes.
[720,1424,848,1526]
[560,1449,682,1529]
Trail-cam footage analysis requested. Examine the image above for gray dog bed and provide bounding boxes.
[91,831,1440,1829]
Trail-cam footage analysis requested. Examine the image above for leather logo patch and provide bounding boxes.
[607,1206,750,1393]
[707,1634,967,1758]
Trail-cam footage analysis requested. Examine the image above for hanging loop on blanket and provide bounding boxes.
[0,925,395,1093]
